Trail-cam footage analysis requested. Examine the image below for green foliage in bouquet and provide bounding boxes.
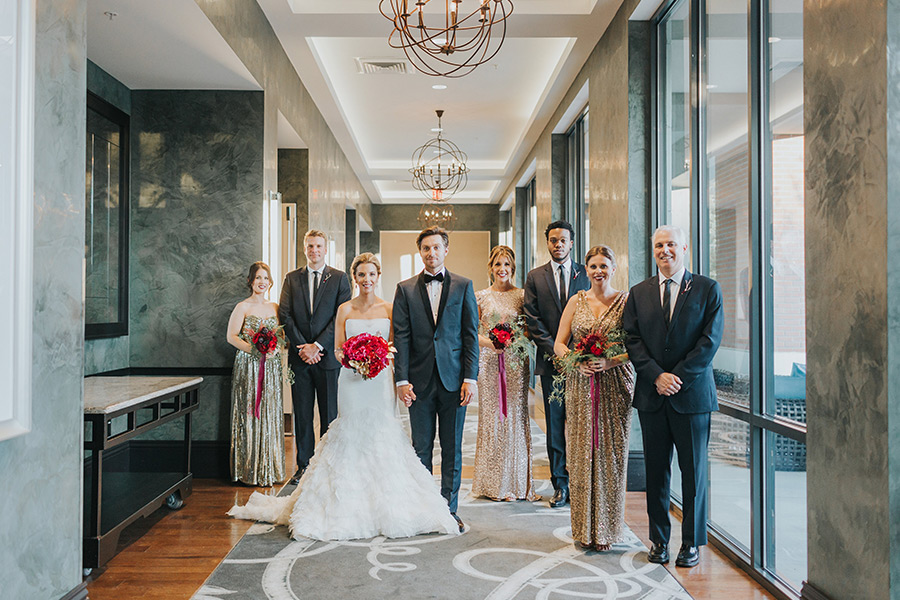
[484,312,536,362]
[547,327,628,404]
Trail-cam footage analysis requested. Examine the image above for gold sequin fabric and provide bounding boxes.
[565,291,635,546]
[230,315,286,487]
[472,288,539,501]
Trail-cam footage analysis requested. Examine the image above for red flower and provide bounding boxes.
[252,327,279,354]
[341,333,396,380]
[489,322,515,350]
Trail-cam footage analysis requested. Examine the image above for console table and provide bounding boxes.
[83,376,202,569]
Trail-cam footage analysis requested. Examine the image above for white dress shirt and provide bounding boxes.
[308,266,326,351]
[658,267,685,321]
[553,259,571,298]
[424,267,445,322]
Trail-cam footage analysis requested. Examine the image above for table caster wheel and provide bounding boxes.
[166,491,184,510]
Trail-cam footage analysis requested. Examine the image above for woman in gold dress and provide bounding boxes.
[472,246,539,501]
[554,246,635,550]
[225,261,286,487]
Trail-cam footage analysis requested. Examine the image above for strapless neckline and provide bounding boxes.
[346,318,390,323]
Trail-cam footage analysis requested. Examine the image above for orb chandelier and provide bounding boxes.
[417,201,458,230]
[410,109,468,201]
[379,0,514,78]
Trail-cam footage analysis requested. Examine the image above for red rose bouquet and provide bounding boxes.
[549,326,629,448]
[341,333,396,380]
[249,325,286,419]
[549,326,628,404]
[485,314,534,422]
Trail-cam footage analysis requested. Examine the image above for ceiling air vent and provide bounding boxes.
[355,58,412,75]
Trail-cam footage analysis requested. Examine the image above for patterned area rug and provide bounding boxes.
[193,401,692,600]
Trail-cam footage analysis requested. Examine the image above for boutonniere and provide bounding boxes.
[681,279,693,295]
[571,266,580,279]
[321,271,332,284]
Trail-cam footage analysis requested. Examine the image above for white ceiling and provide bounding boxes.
[87,0,628,205]
[86,0,260,91]
[259,0,624,204]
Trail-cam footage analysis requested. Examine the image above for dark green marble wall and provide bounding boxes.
[129,90,265,442]
[0,0,86,597]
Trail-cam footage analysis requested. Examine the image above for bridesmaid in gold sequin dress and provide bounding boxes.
[472,246,538,501]
[226,261,287,487]
[554,246,635,550]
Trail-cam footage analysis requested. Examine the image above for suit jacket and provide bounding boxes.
[523,261,591,376]
[392,270,479,393]
[623,271,724,413]
[278,265,352,370]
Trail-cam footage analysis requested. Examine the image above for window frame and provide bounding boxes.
[652,0,807,597]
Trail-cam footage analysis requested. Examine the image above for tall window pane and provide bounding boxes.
[768,431,807,587]
[707,0,751,413]
[768,0,805,424]
[659,0,692,242]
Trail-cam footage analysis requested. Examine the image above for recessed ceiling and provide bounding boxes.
[86,0,260,90]
[257,0,625,204]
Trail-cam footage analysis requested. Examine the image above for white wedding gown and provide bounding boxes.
[228,318,459,540]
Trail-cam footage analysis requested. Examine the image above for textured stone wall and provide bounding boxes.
[804,0,900,597]
[129,90,264,441]
[0,0,87,597]
[195,0,372,274]
[500,0,646,291]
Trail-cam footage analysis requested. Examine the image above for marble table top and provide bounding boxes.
[84,376,203,415]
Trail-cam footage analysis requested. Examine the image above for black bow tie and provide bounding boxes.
[424,272,444,284]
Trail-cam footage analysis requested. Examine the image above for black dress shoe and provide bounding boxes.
[549,488,569,508]
[450,512,465,533]
[647,542,669,564]
[289,467,306,485]
[675,544,699,567]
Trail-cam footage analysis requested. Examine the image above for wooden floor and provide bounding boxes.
[87,411,775,600]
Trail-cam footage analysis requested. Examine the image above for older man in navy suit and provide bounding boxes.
[392,226,480,532]
[623,225,724,568]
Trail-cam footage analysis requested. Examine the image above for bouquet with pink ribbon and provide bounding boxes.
[250,325,285,419]
[486,314,532,422]
[549,327,628,448]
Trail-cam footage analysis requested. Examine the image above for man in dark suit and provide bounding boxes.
[392,226,479,532]
[279,229,352,484]
[523,220,590,507]
[623,225,724,568]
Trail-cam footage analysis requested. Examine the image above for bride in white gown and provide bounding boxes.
[229,253,459,540]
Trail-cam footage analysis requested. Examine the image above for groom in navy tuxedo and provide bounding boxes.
[623,225,723,568]
[392,226,479,532]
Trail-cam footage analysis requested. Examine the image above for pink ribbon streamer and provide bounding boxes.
[254,352,266,419]
[498,352,508,421]
[590,374,600,449]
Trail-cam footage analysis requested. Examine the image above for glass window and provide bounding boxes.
[654,0,807,593]
[768,431,807,588]
[658,0,692,253]
[565,109,590,258]
[768,0,805,423]
[709,412,751,550]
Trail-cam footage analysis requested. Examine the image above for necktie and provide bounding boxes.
[662,278,673,325]
[312,270,320,312]
[424,272,444,284]
[558,265,567,309]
